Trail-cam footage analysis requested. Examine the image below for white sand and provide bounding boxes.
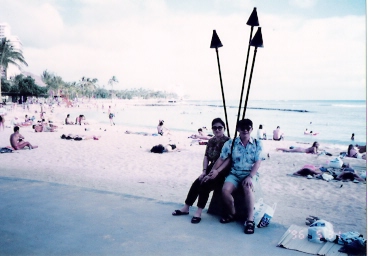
[0,102,366,237]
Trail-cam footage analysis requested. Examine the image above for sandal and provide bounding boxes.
[244,220,255,234]
[172,210,189,216]
[220,214,235,224]
[191,217,201,224]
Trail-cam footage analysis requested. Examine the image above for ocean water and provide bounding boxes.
[83,100,366,148]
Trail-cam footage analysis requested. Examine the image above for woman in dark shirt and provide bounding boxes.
[172,118,230,224]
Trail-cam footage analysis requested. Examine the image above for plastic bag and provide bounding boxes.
[253,198,277,228]
[308,220,336,243]
[328,157,343,169]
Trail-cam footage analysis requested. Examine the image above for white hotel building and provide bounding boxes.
[0,22,24,79]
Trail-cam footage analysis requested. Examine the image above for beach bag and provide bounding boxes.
[253,198,277,228]
[328,157,343,169]
[308,220,336,243]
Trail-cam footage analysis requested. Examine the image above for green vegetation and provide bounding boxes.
[1,37,180,101]
[0,38,28,99]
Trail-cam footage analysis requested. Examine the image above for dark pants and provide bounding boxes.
[184,163,227,209]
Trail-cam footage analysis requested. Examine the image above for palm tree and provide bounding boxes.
[79,77,98,99]
[108,76,118,99]
[0,38,28,99]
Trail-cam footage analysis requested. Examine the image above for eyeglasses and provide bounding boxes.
[212,126,224,131]
[239,126,252,132]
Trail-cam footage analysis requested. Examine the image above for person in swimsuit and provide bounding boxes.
[347,144,366,160]
[65,114,74,125]
[10,126,38,150]
[157,120,170,135]
[273,126,284,141]
[108,106,115,126]
[276,141,319,154]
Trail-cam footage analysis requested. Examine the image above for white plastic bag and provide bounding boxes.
[328,157,343,169]
[308,220,336,243]
[253,198,277,228]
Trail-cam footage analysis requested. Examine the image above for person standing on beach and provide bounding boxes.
[172,118,230,224]
[203,119,262,234]
[157,120,171,135]
[273,126,284,141]
[10,126,38,150]
[108,106,115,126]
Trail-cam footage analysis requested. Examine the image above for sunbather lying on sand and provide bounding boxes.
[293,164,322,177]
[277,141,319,154]
[61,134,101,141]
[150,144,179,153]
[335,167,365,182]
[188,128,213,140]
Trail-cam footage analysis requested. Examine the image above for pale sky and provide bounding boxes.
[0,0,366,100]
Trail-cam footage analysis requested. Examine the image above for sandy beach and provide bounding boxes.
[0,101,366,255]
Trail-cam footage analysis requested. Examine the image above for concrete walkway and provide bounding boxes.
[0,177,303,256]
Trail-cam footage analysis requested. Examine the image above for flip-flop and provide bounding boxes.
[172,210,189,216]
[191,217,201,224]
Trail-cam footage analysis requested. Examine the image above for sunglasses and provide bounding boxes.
[212,126,224,131]
[239,126,252,132]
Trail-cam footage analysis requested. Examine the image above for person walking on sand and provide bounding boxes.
[172,118,230,224]
[108,106,115,126]
[273,126,284,141]
[10,126,38,150]
[202,119,262,234]
[276,141,319,154]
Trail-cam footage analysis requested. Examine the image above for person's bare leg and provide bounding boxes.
[242,184,255,221]
[193,207,203,218]
[179,204,190,213]
[222,182,236,216]
[16,141,38,149]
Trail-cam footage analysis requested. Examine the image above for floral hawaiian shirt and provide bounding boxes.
[219,136,262,175]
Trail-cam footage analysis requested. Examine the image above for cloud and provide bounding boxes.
[0,0,64,47]
[2,0,366,100]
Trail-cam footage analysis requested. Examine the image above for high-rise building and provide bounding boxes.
[0,22,24,79]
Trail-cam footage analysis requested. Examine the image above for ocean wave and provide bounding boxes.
[206,105,309,112]
[331,104,366,108]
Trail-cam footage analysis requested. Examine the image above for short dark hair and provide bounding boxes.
[237,119,253,129]
[259,124,263,129]
[198,128,203,132]
[211,118,225,128]
[14,126,19,132]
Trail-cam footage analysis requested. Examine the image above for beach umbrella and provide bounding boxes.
[242,27,263,119]
[232,7,259,141]
[210,30,230,137]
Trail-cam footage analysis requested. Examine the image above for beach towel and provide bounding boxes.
[277,224,345,256]
[0,147,13,153]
